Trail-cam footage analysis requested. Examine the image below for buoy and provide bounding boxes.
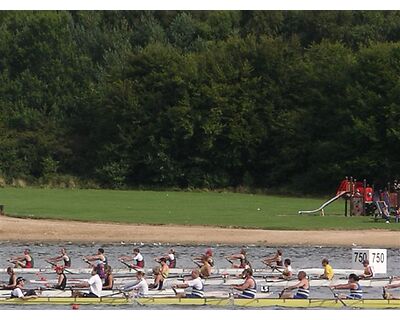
[72,304,80,310]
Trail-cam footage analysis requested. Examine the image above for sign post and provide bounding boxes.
[352,248,387,274]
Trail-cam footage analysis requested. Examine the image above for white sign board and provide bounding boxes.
[352,248,387,274]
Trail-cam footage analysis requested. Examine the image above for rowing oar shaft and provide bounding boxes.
[329,287,347,307]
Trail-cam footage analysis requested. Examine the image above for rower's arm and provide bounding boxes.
[48,255,63,262]
[331,283,351,290]
[228,254,242,260]
[103,275,114,290]
[174,282,189,289]
[233,279,251,290]
[286,280,303,291]
[386,282,400,289]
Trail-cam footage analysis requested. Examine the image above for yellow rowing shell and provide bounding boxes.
[1,297,400,308]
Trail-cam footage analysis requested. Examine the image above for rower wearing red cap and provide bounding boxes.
[54,266,67,290]
[193,248,214,267]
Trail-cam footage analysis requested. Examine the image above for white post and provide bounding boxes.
[352,248,387,274]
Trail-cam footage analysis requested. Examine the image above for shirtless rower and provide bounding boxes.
[9,249,34,268]
[330,273,363,299]
[280,271,310,299]
[199,255,212,279]
[384,281,400,299]
[231,268,257,299]
[103,265,114,290]
[319,258,334,280]
[172,269,204,298]
[149,258,169,290]
[53,266,67,290]
[122,270,148,297]
[156,248,176,268]
[359,259,374,279]
[262,249,283,268]
[47,248,71,268]
[119,248,145,269]
[226,248,251,269]
[1,267,16,289]
[72,267,103,298]
[193,248,214,267]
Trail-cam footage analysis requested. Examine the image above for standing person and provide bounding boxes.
[53,266,67,290]
[119,248,145,269]
[72,267,103,298]
[359,259,374,279]
[1,267,16,289]
[262,249,283,267]
[319,258,334,280]
[330,274,363,299]
[226,249,251,269]
[172,269,204,298]
[9,249,34,268]
[47,248,71,268]
[231,268,257,299]
[122,271,148,297]
[156,249,176,268]
[280,271,310,299]
[10,277,37,300]
[102,265,114,290]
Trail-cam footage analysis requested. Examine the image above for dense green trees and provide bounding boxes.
[1,11,400,193]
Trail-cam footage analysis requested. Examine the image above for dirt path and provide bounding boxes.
[0,215,399,247]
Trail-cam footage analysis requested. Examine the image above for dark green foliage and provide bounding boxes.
[1,11,400,194]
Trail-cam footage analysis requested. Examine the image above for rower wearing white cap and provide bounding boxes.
[11,277,37,300]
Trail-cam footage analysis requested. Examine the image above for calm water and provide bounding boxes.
[0,242,399,309]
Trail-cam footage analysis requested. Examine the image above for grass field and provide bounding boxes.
[0,187,399,230]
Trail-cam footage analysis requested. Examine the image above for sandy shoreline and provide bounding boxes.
[0,215,399,247]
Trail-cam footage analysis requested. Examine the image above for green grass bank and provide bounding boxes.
[0,187,399,230]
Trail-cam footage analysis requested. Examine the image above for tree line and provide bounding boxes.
[1,11,400,194]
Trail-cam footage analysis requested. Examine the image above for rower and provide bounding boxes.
[84,248,107,279]
[280,271,309,299]
[156,248,176,268]
[384,281,400,299]
[122,270,148,297]
[9,249,34,268]
[262,249,283,268]
[231,268,257,299]
[2,267,16,289]
[10,277,37,300]
[330,273,363,299]
[172,269,204,298]
[226,248,251,269]
[193,248,214,267]
[72,267,103,298]
[103,265,114,290]
[280,258,293,279]
[119,248,145,269]
[319,258,334,280]
[149,258,169,290]
[84,248,107,266]
[47,248,71,268]
[199,255,212,279]
[53,266,67,290]
[359,259,374,279]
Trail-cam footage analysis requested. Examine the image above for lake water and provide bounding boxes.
[0,242,399,309]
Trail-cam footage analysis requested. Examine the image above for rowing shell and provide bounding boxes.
[0,267,363,275]
[28,277,399,288]
[0,296,400,308]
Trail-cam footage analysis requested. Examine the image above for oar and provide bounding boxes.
[278,288,286,298]
[192,259,202,268]
[329,287,347,307]
[118,259,133,270]
[225,258,234,265]
[45,260,74,274]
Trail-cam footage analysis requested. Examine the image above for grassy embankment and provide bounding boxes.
[1,187,399,230]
